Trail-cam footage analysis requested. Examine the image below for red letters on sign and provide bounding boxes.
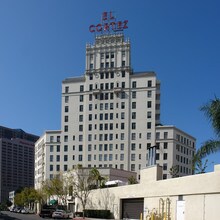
[89,12,128,33]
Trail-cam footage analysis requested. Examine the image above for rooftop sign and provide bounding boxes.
[89,11,128,34]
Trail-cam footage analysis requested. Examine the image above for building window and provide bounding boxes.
[147,133,151,140]
[132,91,136,98]
[164,142,168,149]
[147,91,152,98]
[131,164,135,171]
[131,143,136,150]
[131,133,136,140]
[122,71,125,77]
[56,155,60,161]
[89,104,92,111]
[132,102,136,109]
[65,86,69,93]
[163,153,168,160]
[147,122,151,129]
[121,123,125,130]
[147,111,152,118]
[122,61,125,67]
[79,125,83,132]
[132,81,136,88]
[80,95,84,102]
[80,85,84,92]
[65,96,69,103]
[50,145,53,152]
[57,145,60,152]
[88,155,91,161]
[148,80,152,87]
[50,165,53,171]
[164,132,168,139]
[56,165,60,171]
[79,115,83,122]
[64,165,68,171]
[120,154,124,161]
[147,101,152,108]
[132,123,136,130]
[64,125,68,132]
[121,91,126,99]
[79,155,83,161]
[65,106,69,112]
[79,105,83,112]
[163,163,167,170]
[132,112,136,119]
[78,145,82,152]
[131,154,135,161]
[64,136,68,142]
[64,145,68,152]
[50,155,53,162]
[88,124,92,131]
[79,135,83,142]
[163,174,167,179]
[64,155,68,161]
[65,116,68,122]
[156,132,160,140]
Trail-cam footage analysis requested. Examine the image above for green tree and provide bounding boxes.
[127,175,138,184]
[89,167,106,188]
[42,174,69,206]
[195,97,220,161]
[14,187,40,209]
[194,158,208,174]
[169,165,179,178]
[68,167,94,218]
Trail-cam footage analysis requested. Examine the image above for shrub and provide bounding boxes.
[84,209,111,219]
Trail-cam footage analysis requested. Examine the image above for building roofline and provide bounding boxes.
[156,125,196,140]
[62,76,85,84]
[131,71,156,78]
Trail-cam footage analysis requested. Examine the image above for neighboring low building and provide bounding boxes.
[82,164,220,220]
[155,125,196,179]
[35,130,62,189]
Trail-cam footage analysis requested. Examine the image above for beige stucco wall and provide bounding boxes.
[83,164,220,220]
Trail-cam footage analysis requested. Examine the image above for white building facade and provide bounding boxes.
[35,32,196,185]
[59,33,196,179]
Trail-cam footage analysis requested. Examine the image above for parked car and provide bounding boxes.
[39,208,55,218]
[52,210,69,219]
[21,208,35,214]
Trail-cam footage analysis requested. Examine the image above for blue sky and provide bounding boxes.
[0,0,219,171]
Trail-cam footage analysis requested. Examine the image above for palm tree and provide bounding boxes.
[195,97,220,160]
[89,168,105,188]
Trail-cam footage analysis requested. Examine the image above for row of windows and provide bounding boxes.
[64,100,152,113]
[176,144,194,156]
[64,80,153,94]
[176,134,195,148]
[176,154,190,165]
[156,132,168,140]
[89,71,126,80]
[89,61,126,70]
[65,122,151,135]
[49,163,130,174]
[66,112,151,124]
[49,152,148,165]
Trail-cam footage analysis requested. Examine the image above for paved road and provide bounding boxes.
[0,211,50,220]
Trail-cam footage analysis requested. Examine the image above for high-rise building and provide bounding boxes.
[35,13,196,184]
[60,33,196,178]
[0,126,39,202]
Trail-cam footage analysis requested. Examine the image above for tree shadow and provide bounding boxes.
[0,212,20,220]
